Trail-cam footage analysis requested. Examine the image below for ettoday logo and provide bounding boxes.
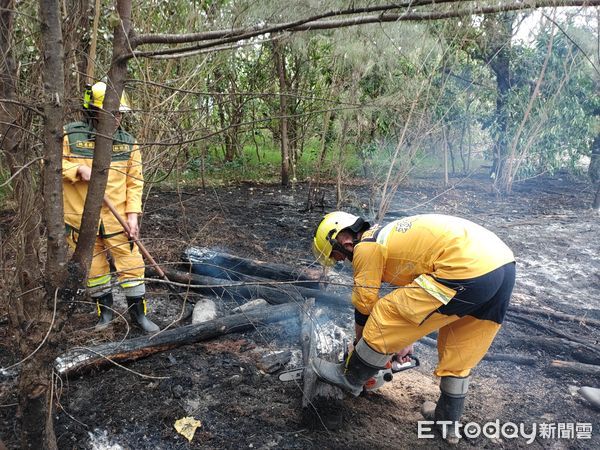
[417,420,593,443]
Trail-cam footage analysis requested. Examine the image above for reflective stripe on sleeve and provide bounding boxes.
[376,222,395,245]
[414,275,453,305]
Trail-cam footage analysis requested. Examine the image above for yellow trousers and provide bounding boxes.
[66,230,145,290]
[363,286,501,378]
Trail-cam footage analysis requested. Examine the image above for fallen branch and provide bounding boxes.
[148,266,305,304]
[54,303,299,376]
[509,304,600,328]
[151,267,349,309]
[418,336,537,365]
[506,314,599,351]
[482,353,536,366]
[547,360,600,377]
[505,334,600,365]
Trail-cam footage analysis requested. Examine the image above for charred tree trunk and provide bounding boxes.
[6,0,70,447]
[184,247,323,288]
[547,360,600,377]
[149,266,348,309]
[1,1,52,449]
[273,38,290,186]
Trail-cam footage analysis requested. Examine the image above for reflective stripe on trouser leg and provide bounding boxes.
[121,281,145,298]
[87,274,112,298]
[352,339,391,368]
[435,315,501,378]
[102,232,145,297]
[440,376,470,398]
[66,232,113,298]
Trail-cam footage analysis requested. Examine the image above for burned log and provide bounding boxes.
[148,266,305,304]
[506,334,600,365]
[300,298,345,430]
[508,304,600,328]
[547,360,600,377]
[151,267,349,309]
[55,303,299,376]
[418,336,537,366]
[481,353,536,366]
[184,247,323,289]
[506,314,599,351]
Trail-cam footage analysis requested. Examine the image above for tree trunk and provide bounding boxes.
[443,126,449,185]
[10,0,70,447]
[484,13,514,184]
[588,134,600,209]
[62,0,91,95]
[85,0,100,82]
[273,38,290,186]
[1,1,54,448]
[42,0,68,287]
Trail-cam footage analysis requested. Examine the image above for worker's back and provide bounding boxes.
[358,214,514,285]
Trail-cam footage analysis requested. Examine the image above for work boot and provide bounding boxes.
[95,292,114,330]
[421,376,469,445]
[312,339,388,397]
[127,296,160,333]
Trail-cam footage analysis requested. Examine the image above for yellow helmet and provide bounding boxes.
[312,211,369,266]
[83,81,131,112]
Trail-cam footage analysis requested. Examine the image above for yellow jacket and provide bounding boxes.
[62,121,143,235]
[351,214,514,316]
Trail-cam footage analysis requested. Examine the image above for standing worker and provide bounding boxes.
[62,81,159,333]
[311,212,515,443]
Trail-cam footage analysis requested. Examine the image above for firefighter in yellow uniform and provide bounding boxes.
[311,212,515,443]
[62,81,159,333]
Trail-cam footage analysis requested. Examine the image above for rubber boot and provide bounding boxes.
[421,376,469,445]
[311,340,387,397]
[127,296,160,333]
[95,292,114,330]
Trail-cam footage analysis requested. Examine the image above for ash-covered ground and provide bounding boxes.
[1,170,599,449]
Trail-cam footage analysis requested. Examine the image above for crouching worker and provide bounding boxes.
[62,81,159,333]
[311,212,515,443]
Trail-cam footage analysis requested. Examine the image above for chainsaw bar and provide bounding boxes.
[278,367,304,382]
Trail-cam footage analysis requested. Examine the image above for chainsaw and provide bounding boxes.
[278,348,419,393]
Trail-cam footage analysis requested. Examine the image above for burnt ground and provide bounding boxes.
[1,169,599,449]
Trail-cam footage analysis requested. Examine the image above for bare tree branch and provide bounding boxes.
[129,0,600,60]
[132,0,468,46]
